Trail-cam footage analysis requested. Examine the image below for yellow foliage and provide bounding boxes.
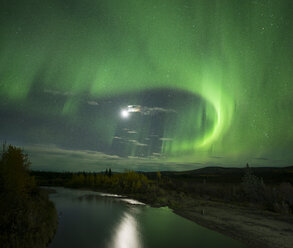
[68,170,150,193]
[0,145,35,195]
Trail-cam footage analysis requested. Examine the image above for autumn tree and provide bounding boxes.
[0,144,35,195]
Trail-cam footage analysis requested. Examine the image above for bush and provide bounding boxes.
[279,182,293,208]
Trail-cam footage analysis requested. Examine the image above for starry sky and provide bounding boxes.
[1,0,293,171]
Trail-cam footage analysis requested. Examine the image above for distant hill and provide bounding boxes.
[152,166,293,184]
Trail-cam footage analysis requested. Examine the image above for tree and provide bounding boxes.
[88,174,95,186]
[0,144,58,247]
[242,163,265,201]
[156,171,161,181]
[0,145,35,195]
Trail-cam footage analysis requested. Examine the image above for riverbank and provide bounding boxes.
[0,188,58,248]
[70,187,293,248]
[127,194,293,248]
[172,200,293,248]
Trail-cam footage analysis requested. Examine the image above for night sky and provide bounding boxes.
[1,0,293,171]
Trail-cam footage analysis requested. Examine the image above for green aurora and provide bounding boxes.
[1,0,293,169]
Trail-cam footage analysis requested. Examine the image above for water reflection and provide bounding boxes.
[109,209,142,248]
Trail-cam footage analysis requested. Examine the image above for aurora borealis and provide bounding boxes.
[1,0,293,171]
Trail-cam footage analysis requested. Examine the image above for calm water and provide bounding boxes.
[48,187,246,248]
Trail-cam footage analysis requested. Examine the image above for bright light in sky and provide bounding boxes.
[121,110,130,118]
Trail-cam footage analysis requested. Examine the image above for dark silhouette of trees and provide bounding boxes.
[241,163,265,202]
[103,168,112,177]
[0,144,57,247]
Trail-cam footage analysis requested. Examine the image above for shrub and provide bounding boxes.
[241,164,265,202]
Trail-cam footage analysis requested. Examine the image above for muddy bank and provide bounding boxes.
[172,200,293,248]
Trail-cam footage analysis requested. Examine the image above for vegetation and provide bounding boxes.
[157,164,293,213]
[33,164,293,214]
[0,144,58,248]
[240,164,293,214]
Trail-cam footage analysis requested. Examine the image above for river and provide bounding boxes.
[48,187,246,248]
